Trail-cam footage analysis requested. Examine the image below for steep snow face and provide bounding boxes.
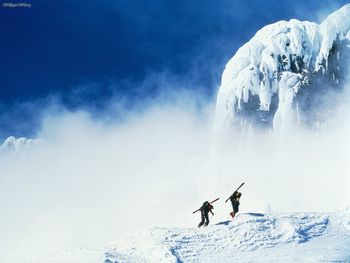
[215,4,350,132]
[0,136,40,153]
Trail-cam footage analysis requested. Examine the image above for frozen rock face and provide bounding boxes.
[0,136,39,153]
[214,4,350,132]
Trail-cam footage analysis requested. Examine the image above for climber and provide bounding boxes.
[229,191,242,218]
[198,201,214,227]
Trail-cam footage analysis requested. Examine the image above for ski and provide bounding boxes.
[192,197,220,214]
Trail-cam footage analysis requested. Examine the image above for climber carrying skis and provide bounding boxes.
[229,191,242,218]
[193,198,219,228]
[198,201,214,227]
[225,182,244,218]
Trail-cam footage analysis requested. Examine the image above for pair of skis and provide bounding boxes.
[192,182,245,214]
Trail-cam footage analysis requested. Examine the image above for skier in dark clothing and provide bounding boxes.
[229,191,242,218]
[198,201,214,227]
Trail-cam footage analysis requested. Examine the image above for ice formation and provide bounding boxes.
[214,4,350,132]
[0,136,40,153]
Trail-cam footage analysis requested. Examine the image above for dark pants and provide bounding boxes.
[231,201,239,213]
[198,210,209,227]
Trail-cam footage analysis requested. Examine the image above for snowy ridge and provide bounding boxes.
[0,136,40,153]
[214,4,350,131]
[104,212,350,263]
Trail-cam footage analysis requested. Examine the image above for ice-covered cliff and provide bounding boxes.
[214,4,350,132]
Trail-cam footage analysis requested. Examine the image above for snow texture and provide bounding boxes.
[214,4,350,132]
[102,212,349,262]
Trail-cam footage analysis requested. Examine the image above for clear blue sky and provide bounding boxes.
[0,0,349,139]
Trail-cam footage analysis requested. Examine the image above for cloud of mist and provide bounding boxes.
[0,89,214,262]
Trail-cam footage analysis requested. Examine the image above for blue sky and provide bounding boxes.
[0,0,349,140]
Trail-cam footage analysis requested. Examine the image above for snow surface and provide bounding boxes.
[39,211,350,262]
[214,4,350,132]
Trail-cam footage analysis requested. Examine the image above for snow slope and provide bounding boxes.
[103,212,350,263]
[214,4,350,132]
[39,211,350,262]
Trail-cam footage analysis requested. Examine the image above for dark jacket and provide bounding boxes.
[200,201,214,215]
[230,191,241,203]
[230,191,242,213]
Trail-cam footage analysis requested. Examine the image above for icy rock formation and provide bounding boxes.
[0,136,40,153]
[214,4,350,132]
